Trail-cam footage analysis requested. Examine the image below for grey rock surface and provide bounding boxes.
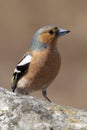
[0,87,87,130]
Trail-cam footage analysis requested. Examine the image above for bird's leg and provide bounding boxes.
[42,89,51,102]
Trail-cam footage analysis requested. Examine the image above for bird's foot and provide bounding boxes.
[42,90,51,102]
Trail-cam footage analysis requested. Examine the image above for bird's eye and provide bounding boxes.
[48,30,54,34]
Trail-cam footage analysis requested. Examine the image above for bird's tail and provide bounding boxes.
[11,73,18,92]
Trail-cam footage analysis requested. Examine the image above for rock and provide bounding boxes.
[0,87,87,130]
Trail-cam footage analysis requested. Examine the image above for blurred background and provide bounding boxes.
[0,0,87,109]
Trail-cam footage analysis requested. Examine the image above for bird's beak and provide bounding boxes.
[57,28,70,37]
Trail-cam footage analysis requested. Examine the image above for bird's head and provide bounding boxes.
[31,25,70,51]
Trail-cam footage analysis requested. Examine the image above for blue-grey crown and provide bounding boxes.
[30,25,57,51]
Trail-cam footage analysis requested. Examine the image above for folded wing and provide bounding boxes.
[11,53,32,92]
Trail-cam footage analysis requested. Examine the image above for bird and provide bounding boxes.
[11,25,70,102]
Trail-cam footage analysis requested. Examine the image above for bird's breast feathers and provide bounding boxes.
[12,49,61,92]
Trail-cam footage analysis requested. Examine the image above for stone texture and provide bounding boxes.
[0,87,87,130]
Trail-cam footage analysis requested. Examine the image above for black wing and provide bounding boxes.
[11,53,32,92]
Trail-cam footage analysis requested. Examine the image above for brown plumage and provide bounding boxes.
[17,48,61,92]
[11,25,70,102]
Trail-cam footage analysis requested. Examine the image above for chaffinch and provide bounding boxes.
[11,25,70,102]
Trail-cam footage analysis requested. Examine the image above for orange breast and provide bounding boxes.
[24,48,61,92]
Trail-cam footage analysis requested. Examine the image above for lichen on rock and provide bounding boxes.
[0,87,87,130]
